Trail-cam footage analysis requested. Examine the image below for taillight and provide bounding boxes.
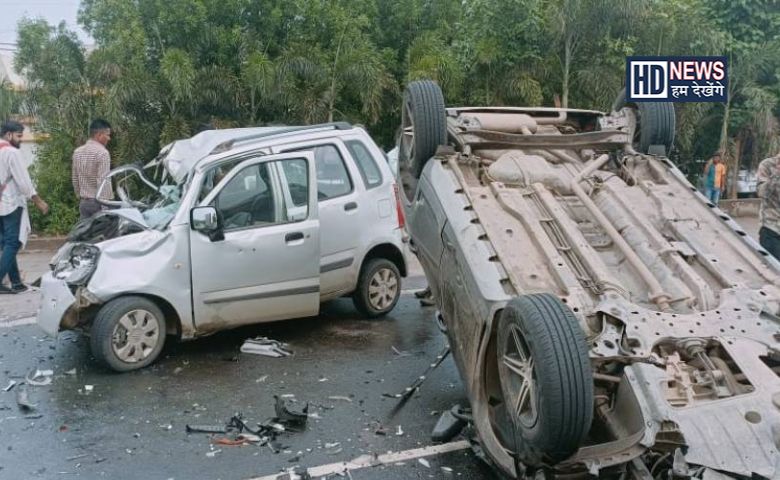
[393,183,405,229]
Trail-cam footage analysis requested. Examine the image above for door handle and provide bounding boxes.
[285,232,304,243]
[344,202,358,212]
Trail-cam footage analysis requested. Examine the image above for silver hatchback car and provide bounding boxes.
[38,123,407,371]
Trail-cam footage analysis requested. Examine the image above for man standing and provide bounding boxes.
[0,121,48,294]
[72,119,113,220]
[703,152,727,204]
[757,153,780,259]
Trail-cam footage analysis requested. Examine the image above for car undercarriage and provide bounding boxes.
[398,80,780,479]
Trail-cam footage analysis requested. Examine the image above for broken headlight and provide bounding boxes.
[54,243,100,285]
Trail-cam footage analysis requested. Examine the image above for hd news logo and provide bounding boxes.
[627,56,728,102]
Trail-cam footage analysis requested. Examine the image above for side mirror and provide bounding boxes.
[191,206,224,241]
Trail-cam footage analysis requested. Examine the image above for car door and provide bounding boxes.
[274,140,360,295]
[189,151,320,332]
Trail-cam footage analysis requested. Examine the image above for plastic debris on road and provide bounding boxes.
[16,386,36,412]
[25,369,53,387]
[240,337,293,357]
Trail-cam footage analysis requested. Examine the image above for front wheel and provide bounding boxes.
[353,258,401,318]
[497,294,593,466]
[90,296,167,372]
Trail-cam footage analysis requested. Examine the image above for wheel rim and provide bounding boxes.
[367,268,398,311]
[400,98,415,165]
[501,324,538,428]
[111,309,161,363]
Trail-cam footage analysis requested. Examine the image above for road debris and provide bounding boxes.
[25,369,53,387]
[83,385,94,394]
[395,425,404,436]
[186,424,227,434]
[64,369,77,376]
[187,397,310,453]
[240,337,293,357]
[16,387,36,412]
[3,380,17,392]
[431,405,468,443]
[327,396,352,403]
[391,346,412,357]
[274,395,308,430]
[212,433,262,446]
[205,448,222,458]
[383,346,450,401]
[418,458,431,468]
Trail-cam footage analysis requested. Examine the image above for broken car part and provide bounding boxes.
[240,337,293,357]
[431,405,469,443]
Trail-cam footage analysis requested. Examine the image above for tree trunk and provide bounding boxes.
[250,88,256,125]
[562,35,572,109]
[328,29,346,123]
[728,134,742,200]
[719,96,730,153]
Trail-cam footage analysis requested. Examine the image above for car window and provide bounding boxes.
[286,144,353,201]
[345,140,383,189]
[199,157,246,202]
[280,159,309,208]
[213,163,276,231]
[212,158,311,231]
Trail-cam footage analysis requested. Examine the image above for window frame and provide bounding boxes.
[344,139,384,190]
[279,142,355,202]
[199,155,313,234]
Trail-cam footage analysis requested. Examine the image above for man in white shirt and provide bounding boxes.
[0,121,48,294]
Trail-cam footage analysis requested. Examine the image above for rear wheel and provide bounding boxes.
[353,258,401,318]
[90,296,167,372]
[613,88,675,155]
[399,80,447,202]
[497,294,593,466]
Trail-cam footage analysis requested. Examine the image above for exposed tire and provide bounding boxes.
[497,294,593,466]
[353,258,401,318]
[399,80,447,179]
[613,88,675,155]
[90,296,167,372]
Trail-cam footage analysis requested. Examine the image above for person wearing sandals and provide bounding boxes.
[0,121,49,294]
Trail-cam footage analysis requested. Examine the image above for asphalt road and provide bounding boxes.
[0,278,498,480]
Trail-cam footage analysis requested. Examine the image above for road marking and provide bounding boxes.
[248,440,471,480]
[0,316,36,328]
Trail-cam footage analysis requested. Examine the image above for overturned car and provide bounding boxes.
[398,80,780,479]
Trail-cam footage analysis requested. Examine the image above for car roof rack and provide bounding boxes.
[210,122,354,155]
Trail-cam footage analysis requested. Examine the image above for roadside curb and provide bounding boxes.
[22,236,66,253]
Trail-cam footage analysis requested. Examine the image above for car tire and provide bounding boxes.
[353,258,401,318]
[497,294,593,466]
[90,296,167,372]
[613,88,675,155]
[399,80,447,179]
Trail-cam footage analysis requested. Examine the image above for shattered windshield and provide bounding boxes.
[142,184,182,229]
[105,163,183,230]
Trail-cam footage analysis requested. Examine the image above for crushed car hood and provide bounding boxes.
[68,209,149,243]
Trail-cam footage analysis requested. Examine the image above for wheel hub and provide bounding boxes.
[501,324,538,428]
[111,309,160,364]
[368,268,398,310]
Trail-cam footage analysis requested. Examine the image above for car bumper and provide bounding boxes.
[36,272,76,337]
